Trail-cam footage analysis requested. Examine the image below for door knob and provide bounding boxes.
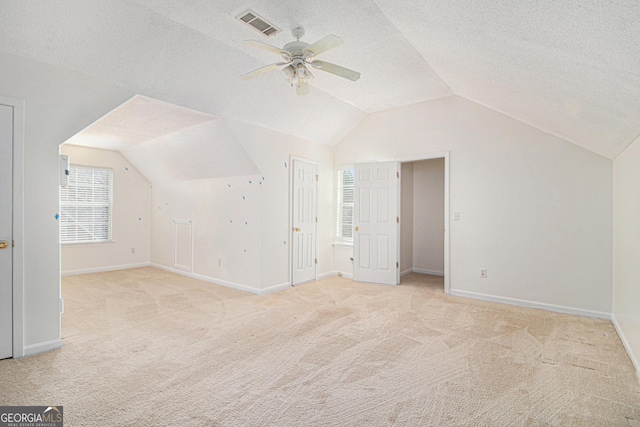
[0,241,8,249]
[354,226,359,232]
[295,227,301,232]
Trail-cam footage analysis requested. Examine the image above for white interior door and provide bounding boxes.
[353,161,400,285]
[292,159,317,285]
[0,103,13,359]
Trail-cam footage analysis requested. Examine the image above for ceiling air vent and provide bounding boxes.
[237,10,280,37]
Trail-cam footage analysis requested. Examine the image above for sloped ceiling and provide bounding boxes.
[64,96,260,184]
[65,96,217,151]
[1,1,639,158]
[374,0,640,159]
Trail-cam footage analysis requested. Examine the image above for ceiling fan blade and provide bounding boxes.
[308,60,361,81]
[296,80,310,96]
[302,34,344,57]
[240,62,289,80]
[245,40,290,57]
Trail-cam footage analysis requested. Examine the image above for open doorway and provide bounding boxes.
[400,158,446,292]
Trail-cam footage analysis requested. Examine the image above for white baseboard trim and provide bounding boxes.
[318,271,338,280]
[61,262,150,277]
[400,269,413,277]
[611,314,640,383]
[150,263,275,295]
[450,289,611,320]
[261,282,291,295]
[412,268,445,276]
[23,339,63,357]
[317,271,353,280]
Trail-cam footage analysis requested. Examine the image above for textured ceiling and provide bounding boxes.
[65,95,217,151]
[121,119,260,184]
[374,0,640,158]
[64,96,260,183]
[1,1,639,157]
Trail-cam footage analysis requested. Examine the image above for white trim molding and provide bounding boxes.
[318,271,338,280]
[450,289,611,320]
[611,314,640,384]
[150,263,286,296]
[410,268,445,277]
[261,282,291,295]
[318,271,354,280]
[397,151,450,294]
[23,339,63,357]
[1,95,25,358]
[61,262,150,277]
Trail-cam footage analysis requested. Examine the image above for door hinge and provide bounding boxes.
[396,217,399,223]
[315,216,318,223]
[397,171,400,178]
[396,262,399,268]
[315,258,318,265]
[316,174,319,181]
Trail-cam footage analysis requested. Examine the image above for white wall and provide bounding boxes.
[0,52,134,352]
[150,174,262,291]
[400,162,414,274]
[226,120,335,289]
[140,118,335,293]
[336,96,612,316]
[60,145,151,275]
[613,135,640,378]
[412,159,445,275]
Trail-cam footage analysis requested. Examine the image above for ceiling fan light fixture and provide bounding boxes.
[297,64,307,79]
[281,64,294,80]
[242,26,361,95]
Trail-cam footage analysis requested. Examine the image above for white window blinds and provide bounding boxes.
[336,168,354,243]
[60,165,113,243]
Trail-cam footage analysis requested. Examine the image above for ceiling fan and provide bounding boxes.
[241,26,361,96]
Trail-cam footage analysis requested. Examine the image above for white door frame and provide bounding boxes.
[288,156,319,286]
[398,151,451,295]
[1,96,25,358]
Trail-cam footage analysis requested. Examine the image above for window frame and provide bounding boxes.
[335,165,355,245]
[59,164,114,245]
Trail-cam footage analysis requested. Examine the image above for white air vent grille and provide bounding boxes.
[237,10,280,37]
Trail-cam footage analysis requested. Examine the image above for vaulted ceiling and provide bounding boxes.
[1,1,638,158]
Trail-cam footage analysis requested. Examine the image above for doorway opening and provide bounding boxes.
[400,156,447,293]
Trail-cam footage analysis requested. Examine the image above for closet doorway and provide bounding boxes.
[400,155,449,292]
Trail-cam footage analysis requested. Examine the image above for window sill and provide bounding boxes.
[61,240,115,246]
[333,242,353,248]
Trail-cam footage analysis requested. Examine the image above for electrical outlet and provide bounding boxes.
[218,258,222,267]
[131,248,136,254]
[454,211,460,220]
[480,268,487,278]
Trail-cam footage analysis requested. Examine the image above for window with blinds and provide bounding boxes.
[336,168,354,244]
[60,165,113,244]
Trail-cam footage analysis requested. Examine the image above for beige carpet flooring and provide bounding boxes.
[1,268,639,426]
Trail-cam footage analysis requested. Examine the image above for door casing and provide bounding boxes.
[0,96,25,358]
[397,151,451,294]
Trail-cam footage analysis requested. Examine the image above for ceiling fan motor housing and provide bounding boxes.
[283,41,312,60]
